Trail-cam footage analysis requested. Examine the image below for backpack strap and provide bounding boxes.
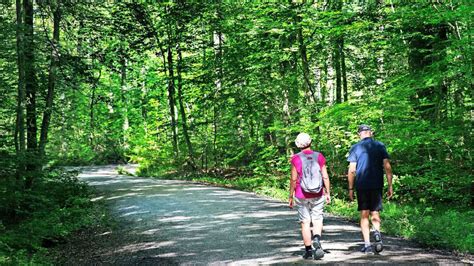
[313,151,320,163]
[296,151,319,175]
[297,151,319,161]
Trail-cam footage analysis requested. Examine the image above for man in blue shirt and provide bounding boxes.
[347,125,393,254]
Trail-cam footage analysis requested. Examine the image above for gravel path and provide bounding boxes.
[56,165,471,265]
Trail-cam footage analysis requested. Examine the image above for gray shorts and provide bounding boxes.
[295,196,325,223]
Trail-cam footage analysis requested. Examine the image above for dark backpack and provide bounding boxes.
[298,151,323,193]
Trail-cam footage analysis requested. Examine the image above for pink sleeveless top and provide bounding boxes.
[291,150,326,199]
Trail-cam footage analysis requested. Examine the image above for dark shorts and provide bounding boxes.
[356,189,383,211]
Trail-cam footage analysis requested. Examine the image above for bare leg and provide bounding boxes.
[312,219,323,237]
[301,221,312,246]
[370,211,381,231]
[311,218,325,259]
[371,211,384,252]
[360,210,370,244]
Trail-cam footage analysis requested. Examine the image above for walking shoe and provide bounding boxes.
[373,231,384,253]
[313,240,325,259]
[303,249,314,259]
[360,245,374,255]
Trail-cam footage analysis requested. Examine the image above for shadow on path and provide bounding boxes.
[57,165,471,265]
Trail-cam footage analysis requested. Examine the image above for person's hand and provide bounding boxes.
[387,186,393,200]
[349,189,354,201]
[288,197,294,209]
[325,193,331,204]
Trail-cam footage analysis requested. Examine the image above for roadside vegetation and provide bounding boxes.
[0,166,110,264]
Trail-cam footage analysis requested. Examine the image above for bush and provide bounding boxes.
[413,209,474,252]
[0,168,108,264]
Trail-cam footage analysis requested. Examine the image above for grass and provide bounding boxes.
[139,167,474,254]
[326,199,474,253]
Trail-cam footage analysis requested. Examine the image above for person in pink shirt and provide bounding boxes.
[289,133,331,260]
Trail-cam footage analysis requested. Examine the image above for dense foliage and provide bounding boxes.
[0,168,107,264]
[0,0,472,258]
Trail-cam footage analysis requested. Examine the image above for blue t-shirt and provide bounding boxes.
[347,137,389,190]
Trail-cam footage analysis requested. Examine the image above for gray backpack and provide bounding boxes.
[298,151,323,193]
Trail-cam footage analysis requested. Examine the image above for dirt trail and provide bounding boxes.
[56,165,471,265]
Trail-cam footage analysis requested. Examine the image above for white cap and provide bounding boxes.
[295,133,312,148]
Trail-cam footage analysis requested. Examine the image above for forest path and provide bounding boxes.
[57,165,470,265]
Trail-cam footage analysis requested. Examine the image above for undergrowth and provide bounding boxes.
[0,169,110,264]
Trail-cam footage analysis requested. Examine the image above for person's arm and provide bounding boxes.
[383,158,393,199]
[347,162,357,201]
[289,165,298,208]
[321,165,331,204]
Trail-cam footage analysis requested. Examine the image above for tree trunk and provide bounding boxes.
[340,37,348,102]
[283,89,293,156]
[326,55,334,104]
[15,0,25,157]
[90,85,95,146]
[177,42,196,168]
[140,67,148,136]
[331,1,343,104]
[201,20,209,170]
[322,57,328,104]
[39,1,61,155]
[24,0,37,152]
[23,0,38,188]
[262,107,274,146]
[334,40,342,104]
[167,45,179,156]
[435,25,448,122]
[409,24,449,122]
[88,69,100,148]
[281,54,295,154]
[120,56,129,148]
[213,27,223,166]
[297,16,315,103]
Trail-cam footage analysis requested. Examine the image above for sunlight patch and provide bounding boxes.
[107,192,141,200]
[140,228,160,235]
[215,213,243,220]
[114,241,175,253]
[159,216,192,222]
[247,211,292,218]
[91,196,104,202]
[118,205,139,211]
[120,210,150,217]
[146,194,172,198]
[324,224,360,232]
[156,252,179,258]
[182,187,215,191]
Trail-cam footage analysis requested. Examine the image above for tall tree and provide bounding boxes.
[408,22,449,121]
[166,21,179,156]
[332,1,343,104]
[176,40,195,167]
[280,10,298,155]
[295,5,316,104]
[212,4,224,165]
[340,37,348,102]
[334,40,342,103]
[120,55,129,147]
[22,0,38,190]
[39,0,61,155]
[15,0,25,157]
